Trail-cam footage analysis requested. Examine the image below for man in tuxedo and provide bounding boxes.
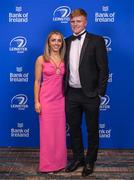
[65,9,109,177]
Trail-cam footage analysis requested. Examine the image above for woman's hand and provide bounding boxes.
[35,102,41,113]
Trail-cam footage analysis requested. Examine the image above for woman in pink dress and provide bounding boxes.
[34,31,67,173]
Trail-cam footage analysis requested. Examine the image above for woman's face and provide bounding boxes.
[49,34,62,53]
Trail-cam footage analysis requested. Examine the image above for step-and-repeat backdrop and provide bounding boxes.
[0,0,134,148]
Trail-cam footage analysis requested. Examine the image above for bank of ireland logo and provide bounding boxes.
[11,94,28,110]
[16,6,22,12]
[95,5,115,23]
[53,6,71,23]
[9,36,27,53]
[99,123,111,138]
[9,6,28,23]
[100,95,110,111]
[10,66,29,83]
[11,122,30,138]
[16,66,23,72]
[103,36,112,52]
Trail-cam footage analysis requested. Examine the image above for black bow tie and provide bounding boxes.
[71,31,86,41]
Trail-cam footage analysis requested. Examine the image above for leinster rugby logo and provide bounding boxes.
[104,36,111,48]
[53,6,71,23]
[9,36,27,53]
[100,95,110,111]
[11,94,28,110]
[103,36,112,52]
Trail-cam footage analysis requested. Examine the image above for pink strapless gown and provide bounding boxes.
[39,61,67,172]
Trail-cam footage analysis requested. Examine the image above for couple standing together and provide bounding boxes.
[34,9,109,177]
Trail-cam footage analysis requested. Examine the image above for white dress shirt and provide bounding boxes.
[69,30,86,88]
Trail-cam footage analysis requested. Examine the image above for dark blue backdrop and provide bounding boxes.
[0,0,134,148]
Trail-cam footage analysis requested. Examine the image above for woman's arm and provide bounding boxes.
[34,56,43,113]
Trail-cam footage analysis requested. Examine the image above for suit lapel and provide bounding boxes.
[66,37,72,67]
[79,33,89,65]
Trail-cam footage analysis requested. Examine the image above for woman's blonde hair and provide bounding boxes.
[43,31,66,61]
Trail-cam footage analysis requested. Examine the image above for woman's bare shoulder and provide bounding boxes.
[36,55,44,65]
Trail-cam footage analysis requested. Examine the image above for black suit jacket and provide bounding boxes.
[64,32,109,97]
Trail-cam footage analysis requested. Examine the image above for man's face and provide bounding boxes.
[70,15,87,35]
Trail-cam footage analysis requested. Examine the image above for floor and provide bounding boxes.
[0,148,134,179]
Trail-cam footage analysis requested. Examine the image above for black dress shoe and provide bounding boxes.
[65,160,85,172]
[82,163,94,177]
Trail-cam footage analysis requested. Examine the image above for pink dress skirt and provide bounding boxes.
[39,61,67,172]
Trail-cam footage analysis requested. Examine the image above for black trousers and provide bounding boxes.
[66,87,100,163]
